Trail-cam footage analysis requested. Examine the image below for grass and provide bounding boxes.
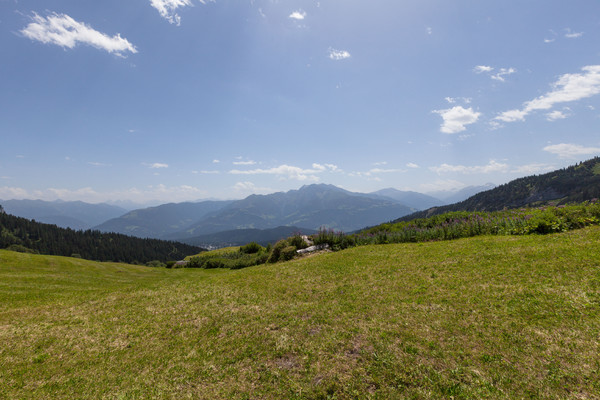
[1,227,599,399]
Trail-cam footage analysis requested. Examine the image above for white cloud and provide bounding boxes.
[430,160,509,175]
[349,167,405,179]
[406,163,419,169]
[192,170,219,174]
[21,13,137,56]
[329,48,351,60]
[150,0,192,25]
[417,179,466,193]
[544,38,555,43]
[473,65,494,74]
[145,163,169,169]
[491,68,516,82]
[496,65,600,123]
[289,10,306,20]
[233,160,257,166]
[229,164,323,181]
[312,163,341,172]
[564,28,583,39]
[546,110,569,121]
[543,143,600,158]
[213,159,220,164]
[445,97,471,104]
[426,26,433,35]
[232,181,273,195]
[511,163,555,174]
[0,185,207,204]
[88,162,112,167]
[433,106,481,134]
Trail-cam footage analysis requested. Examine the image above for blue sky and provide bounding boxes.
[1,0,600,204]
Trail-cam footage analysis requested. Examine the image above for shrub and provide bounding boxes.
[186,257,205,268]
[204,258,226,269]
[268,240,289,263]
[6,244,39,254]
[146,260,166,268]
[239,242,263,254]
[288,235,308,250]
[280,245,297,262]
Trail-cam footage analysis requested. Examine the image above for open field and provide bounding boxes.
[1,228,599,399]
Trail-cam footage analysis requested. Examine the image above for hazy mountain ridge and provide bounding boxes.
[394,157,600,223]
[0,200,127,230]
[165,184,416,239]
[94,200,235,239]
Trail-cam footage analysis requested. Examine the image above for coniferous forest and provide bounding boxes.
[0,207,203,263]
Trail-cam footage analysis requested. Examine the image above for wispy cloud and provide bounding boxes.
[229,164,324,181]
[430,160,508,174]
[406,163,419,169]
[473,65,494,74]
[0,185,207,203]
[329,48,351,60]
[445,97,471,104]
[510,163,555,174]
[233,181,274,195]
[233,160,257,166]
[433,106,481,134]
[88,162,112,167]
[289,10,306,20]
[543,143,600,158]
[349,167,405,180]
[192,170,219,174]
[496,65,600,123]
[474,65,516,82]
[546,110,569,121]
[491,68,516,82]
[143,162,169,169]
[21,12,137,56]
[564,28,583,39]
[150,0,192,25]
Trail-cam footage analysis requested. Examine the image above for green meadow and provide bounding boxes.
[1,227,599,399]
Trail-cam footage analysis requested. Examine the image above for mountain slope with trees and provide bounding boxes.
[395,157,600,222]
[95,200,234,238]
[0,208,202,263]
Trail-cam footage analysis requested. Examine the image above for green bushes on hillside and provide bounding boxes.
[169,201,600,270]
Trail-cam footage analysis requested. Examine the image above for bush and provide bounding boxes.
[239,242,263,254]
[268,240,289,263]
[205,258,226,269]
[288,235,308,250]
[146,260,166,268]
[280,245,297,261]
[6,244,39,254]
[165,261,176,269]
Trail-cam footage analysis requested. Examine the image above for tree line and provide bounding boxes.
[395,157,600,223]
[0,209,203,264]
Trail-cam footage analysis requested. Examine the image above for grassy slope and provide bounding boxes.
[1,228,599,399]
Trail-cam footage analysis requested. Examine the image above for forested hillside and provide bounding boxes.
[0,207,202,263]
[396,157,600,222]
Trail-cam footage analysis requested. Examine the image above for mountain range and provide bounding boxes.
[97,184,417,242]
[0,200,127,230]
[3,158,599,249]
[1,183,498,248]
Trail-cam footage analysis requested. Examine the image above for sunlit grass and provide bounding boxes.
[1,227,599,398]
